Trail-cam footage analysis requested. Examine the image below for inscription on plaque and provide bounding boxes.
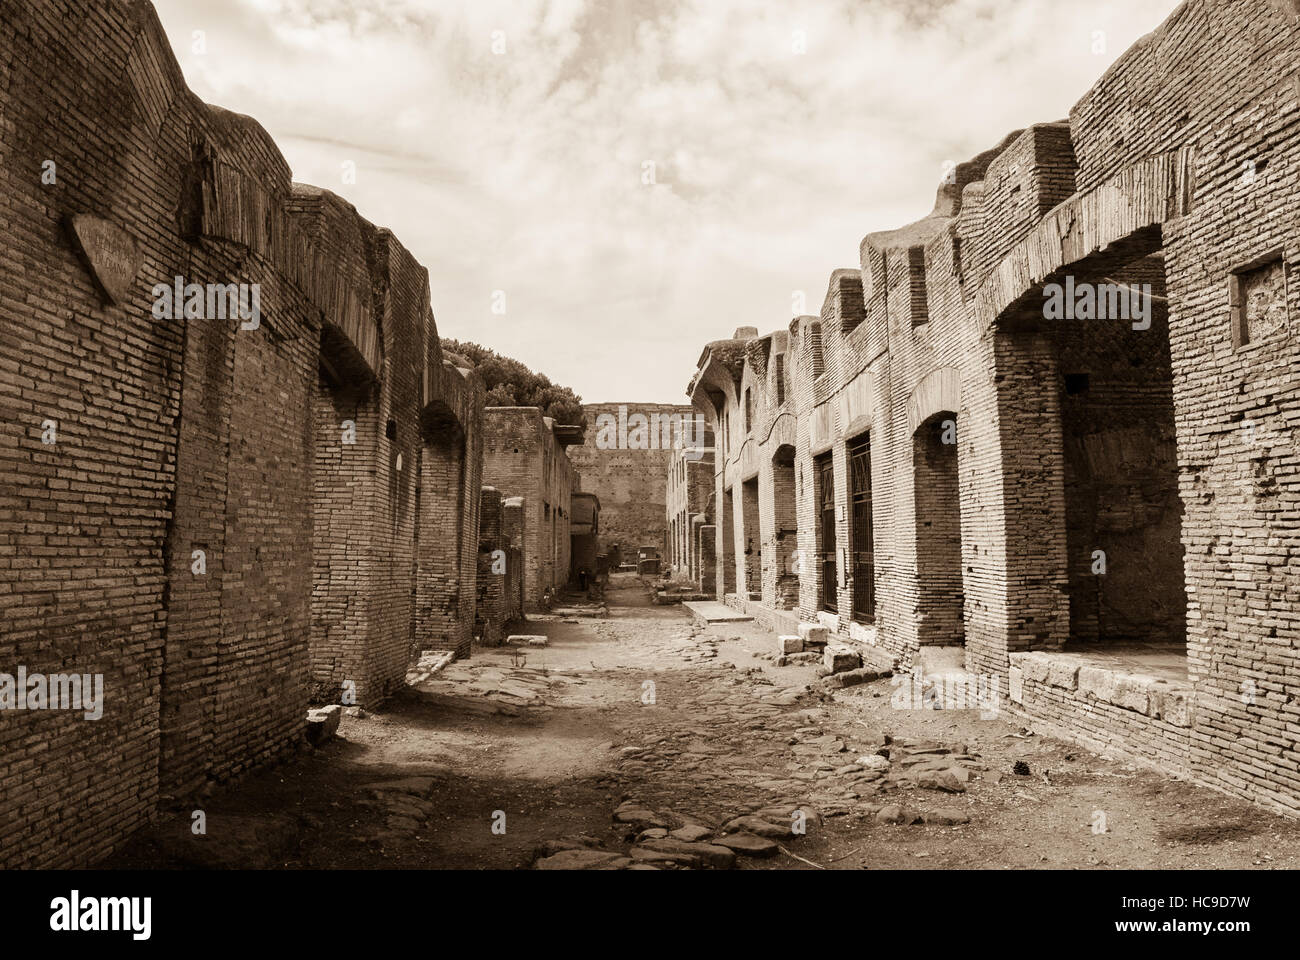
[67,214,143,305]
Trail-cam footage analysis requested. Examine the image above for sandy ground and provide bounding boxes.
[105,574,1300,870]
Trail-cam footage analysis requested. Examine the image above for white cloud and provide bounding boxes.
[154,0,1180,403]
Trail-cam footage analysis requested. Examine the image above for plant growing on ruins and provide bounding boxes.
[443,339,586,426]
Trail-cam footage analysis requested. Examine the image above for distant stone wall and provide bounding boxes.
[568,402,696,562]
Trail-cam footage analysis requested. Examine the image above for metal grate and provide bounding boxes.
[849,434,874,624]
[818,454,837,613]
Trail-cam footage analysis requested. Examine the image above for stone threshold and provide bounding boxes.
[1009,649,1194,727]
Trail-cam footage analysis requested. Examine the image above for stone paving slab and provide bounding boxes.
[683,601,752,625]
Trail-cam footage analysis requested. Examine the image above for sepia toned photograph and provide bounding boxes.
[1,0,1296,941]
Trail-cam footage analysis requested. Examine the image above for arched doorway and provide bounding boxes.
[913,412,964,645]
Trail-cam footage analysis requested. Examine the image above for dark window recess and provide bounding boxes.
[1064,373,1090,395]
[1230,256,1288,349]
[385,419,397,440]
[808,322,824,378]
[908,246,929,326]
[849,434,874,624]
[818,454,837,613]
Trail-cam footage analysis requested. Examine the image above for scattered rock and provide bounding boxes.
[637,838,736,869]
[924,808,971,826]
[670,824,713,842]
[535,837,605,858]
[305,704,342,745]
[535,849,631,870]
[722,815,792,839]
[613,801,670,830]
[914,770,967,793]
[712,831,779,858]
[820,666,884,689]
[876,805,906,824]
[629,846,698,867]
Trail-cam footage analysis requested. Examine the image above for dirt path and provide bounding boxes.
[106,574,1300,870]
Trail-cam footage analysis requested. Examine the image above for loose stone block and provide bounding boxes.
[305,704,342,745]
[798,623,830,646]
[507,634,548,647]
[824,645,862,674]
[778,635,803,655]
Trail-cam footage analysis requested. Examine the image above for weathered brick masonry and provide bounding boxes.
[686,0,1300,815]
[570,491,601,583]
[480,408,578,611]
[0,0,484,867]
[567,402,695,564]
[475,486,524,645]
[665,437,716,593]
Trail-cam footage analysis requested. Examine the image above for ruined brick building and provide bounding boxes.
[570,492,602,585]
[0,0,486,867]
[687,0,1300,815]
[665,432,716,593]
[567,402,695,566]
[475,487,525,646]
[480,408,582,610]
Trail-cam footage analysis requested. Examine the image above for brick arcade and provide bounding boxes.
[684,0,1300,817]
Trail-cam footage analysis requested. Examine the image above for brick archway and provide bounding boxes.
[912,412,965,646]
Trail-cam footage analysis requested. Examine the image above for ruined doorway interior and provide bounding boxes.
[721,486,737,595]
[1054,255,1186,655]
[913,413,963,645]
[848,432,875,625]
[741,476,760,600]
[994,242,1187,678]
[771,445,799,610]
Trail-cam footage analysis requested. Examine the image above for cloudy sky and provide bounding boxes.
[155,0,1179,404]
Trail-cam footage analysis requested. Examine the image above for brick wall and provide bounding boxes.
[666,442,715,591]
[481,407,574,610]
[568,402,695,561]
[0,0,487,866]
[684,0,1300,816]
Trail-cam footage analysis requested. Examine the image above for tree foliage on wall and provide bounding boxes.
[442,339,586,427]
